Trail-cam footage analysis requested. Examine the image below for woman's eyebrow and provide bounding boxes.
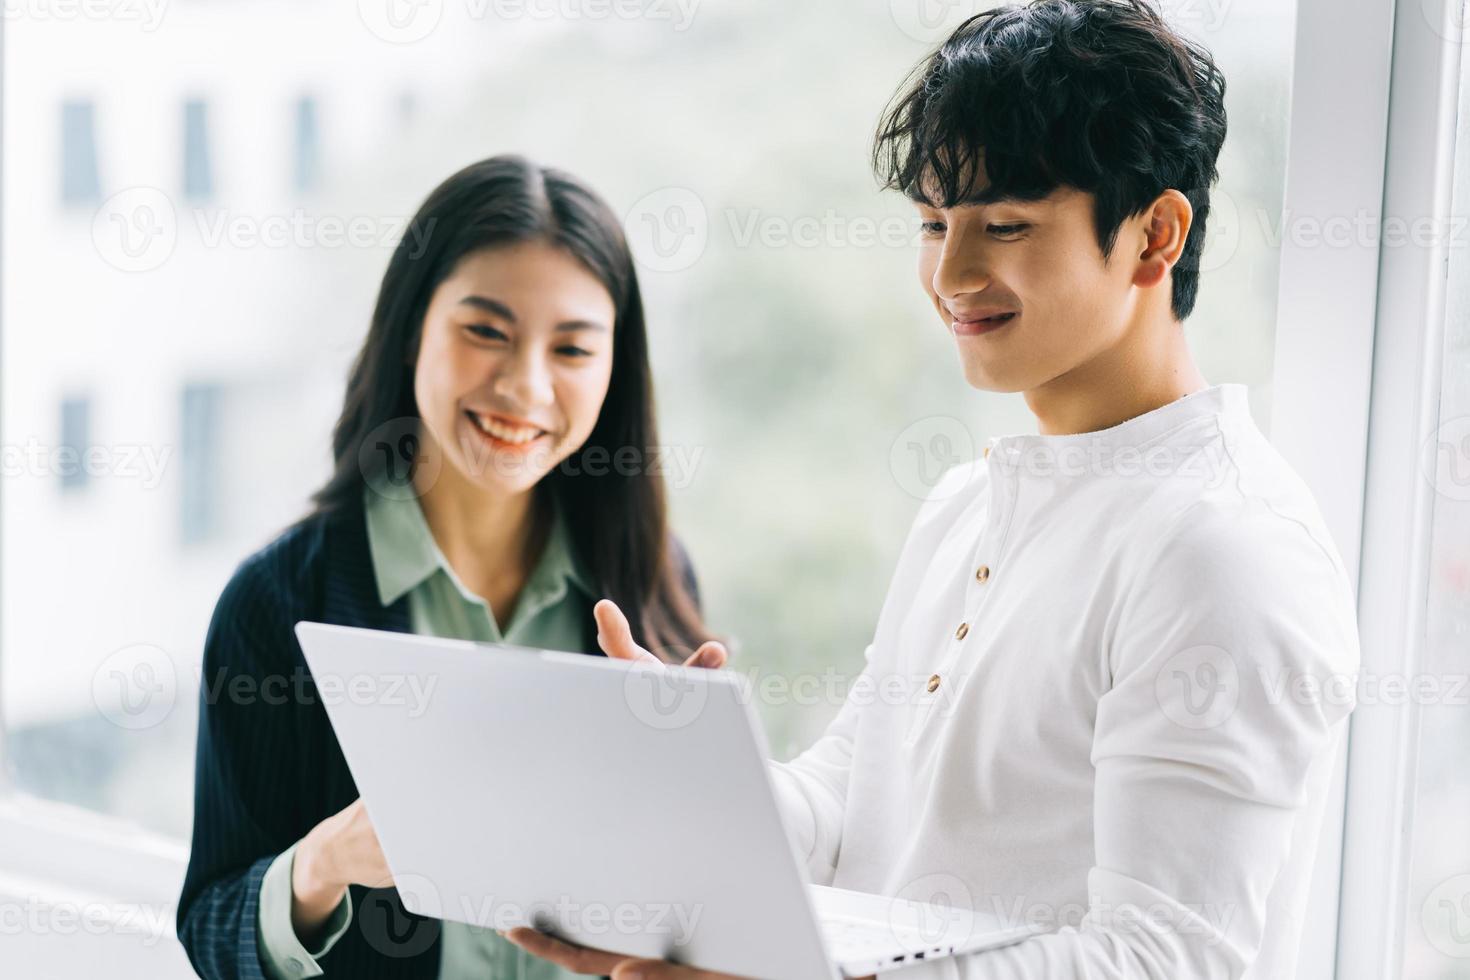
[458,296,606,333]
[457,295,516,321]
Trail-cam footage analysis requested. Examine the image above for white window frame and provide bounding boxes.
[1268,0,1395,975]
[1334,0,1468,977]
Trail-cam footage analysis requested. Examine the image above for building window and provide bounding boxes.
[183,99,213,201]
[60,101,101,206]
[293,96,320,193]
[179,383,221,543]
[58,396,90,492]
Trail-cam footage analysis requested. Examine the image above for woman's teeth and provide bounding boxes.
[467,412,544,444]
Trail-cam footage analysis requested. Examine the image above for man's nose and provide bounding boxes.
[931,226,991,301]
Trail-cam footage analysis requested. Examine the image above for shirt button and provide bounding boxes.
[927,673,941,693]
[955,622,969,641]
[975,564,990,583]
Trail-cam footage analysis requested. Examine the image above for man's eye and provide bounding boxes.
[466,324,508,341]
[988,223,1029,237]
[920,221,947,236]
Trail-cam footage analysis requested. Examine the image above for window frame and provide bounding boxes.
[1267,0,1399,976]
[1334,0,1469,978]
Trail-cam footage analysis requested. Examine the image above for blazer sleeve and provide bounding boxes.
[176,554,304,980]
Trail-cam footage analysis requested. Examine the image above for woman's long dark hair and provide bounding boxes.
[309,155,710,660]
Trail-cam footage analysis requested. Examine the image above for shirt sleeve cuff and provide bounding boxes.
[256,842,354,979]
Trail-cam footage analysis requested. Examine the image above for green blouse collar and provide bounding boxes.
[362,486,596,611]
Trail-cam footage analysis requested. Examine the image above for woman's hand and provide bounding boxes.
[594,599,728,669]
[291,798,394,941]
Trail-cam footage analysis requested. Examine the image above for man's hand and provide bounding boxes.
[504,928,873,980]
[501,927,737,979]
[595,599,728,670]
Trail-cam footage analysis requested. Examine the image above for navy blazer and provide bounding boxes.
[176,493,699,979]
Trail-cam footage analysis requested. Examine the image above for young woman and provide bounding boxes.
[176,156,725,980]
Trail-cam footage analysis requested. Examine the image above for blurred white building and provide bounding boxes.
[2,0,502,836]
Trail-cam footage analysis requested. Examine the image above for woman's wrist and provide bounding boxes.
[290,831,348,939]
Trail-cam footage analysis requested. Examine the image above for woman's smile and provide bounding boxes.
[463,409,552,453]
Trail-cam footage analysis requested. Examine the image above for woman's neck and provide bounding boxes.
[414,464,550,616]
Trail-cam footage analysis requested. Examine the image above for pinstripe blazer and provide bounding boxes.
[176,493,700,980]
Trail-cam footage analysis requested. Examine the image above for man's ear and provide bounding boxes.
[1132,189,1193,290]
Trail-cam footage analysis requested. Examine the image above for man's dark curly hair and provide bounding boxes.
[874,0,1228,321]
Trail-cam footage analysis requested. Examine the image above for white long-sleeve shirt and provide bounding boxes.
[770,383,1360,980]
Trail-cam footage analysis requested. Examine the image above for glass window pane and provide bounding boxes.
[293,96,320,194]
[60,100,100,206]
[59,395,90,492]
[182,98,212,201]
[179,382,221,545]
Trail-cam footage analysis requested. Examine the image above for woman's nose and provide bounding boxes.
[492,348,554,408]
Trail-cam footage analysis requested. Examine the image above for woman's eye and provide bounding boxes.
[465,324,508,341]
[557,346,594,358]
[988,223,1029,237]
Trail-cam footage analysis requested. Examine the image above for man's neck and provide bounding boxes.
[1024,315,1208,436]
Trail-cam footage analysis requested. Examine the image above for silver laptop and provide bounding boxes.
[293,621,1041,979]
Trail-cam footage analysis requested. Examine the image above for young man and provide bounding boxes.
[509,1,1361,977]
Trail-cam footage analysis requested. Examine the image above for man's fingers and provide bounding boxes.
[612,958,725,979]
[597,599,727,670]
[500,927,628,976]
[681,641,728,670]
[594,600,660,664]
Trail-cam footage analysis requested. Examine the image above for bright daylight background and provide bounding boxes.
[0,0,1297,832]
[4,0,1465,975]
